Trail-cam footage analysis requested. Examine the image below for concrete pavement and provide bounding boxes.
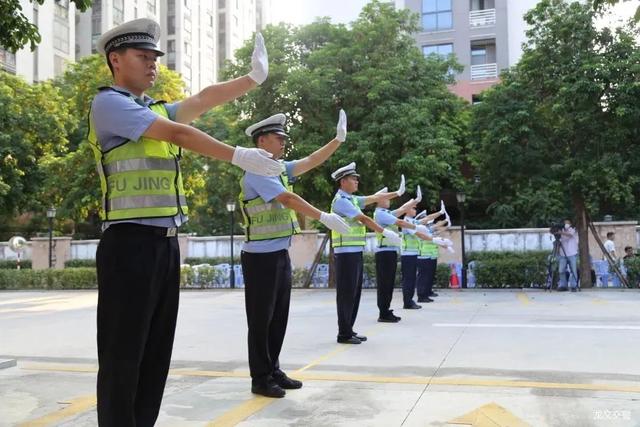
[1,288,639,426]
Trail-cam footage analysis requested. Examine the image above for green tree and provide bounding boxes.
[592,0,640,21]
[223,1,467,216]
[0,0,92,52]
[0,72,74,220]
[470,0,640,286]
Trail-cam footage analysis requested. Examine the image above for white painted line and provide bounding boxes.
[433,323,640,330]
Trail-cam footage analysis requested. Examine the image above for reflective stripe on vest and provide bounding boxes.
[330,194,366,248]
[239,170,301,241]
[87,88,188,221]
[403,232,420,252]
[419,239,439,258]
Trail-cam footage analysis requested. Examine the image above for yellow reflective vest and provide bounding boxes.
[239,170,300,241]
[330,193,366,248]
[87,87,188,221]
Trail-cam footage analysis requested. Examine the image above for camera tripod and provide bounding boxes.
[545,235,580,291]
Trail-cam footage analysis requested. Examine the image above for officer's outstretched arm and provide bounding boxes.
[392,198,418,217]
[395,219,416,230]
[363,191,398,207]
[292,109,347,177]
[355,214,384,233]
[174,33,268,124]
[144,116,282,176]
[275,192,323,219]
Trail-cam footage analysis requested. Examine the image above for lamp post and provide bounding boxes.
[46,206,56,269]
[226,201,236,289]
[456,192,467,289]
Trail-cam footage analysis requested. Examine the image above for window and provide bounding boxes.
[471,46,487,65]
[113,0,124,25]
[422,0,452,31]
[0,48,17,74]
[167,40,176,53]
[218,0,225,8]
[147,0,156,15]
[422,43,453,58]
[54,18,69,53]
[54,54,67,75]
[167,16,175,34]
[471,94,483,104]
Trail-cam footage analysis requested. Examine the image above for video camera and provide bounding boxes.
[549,222,564,237]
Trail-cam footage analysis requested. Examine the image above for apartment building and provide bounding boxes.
[216,0,260,75]
[0,0,76,82]
[403,0,539,102]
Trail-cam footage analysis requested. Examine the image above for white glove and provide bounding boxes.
[382,229,402,246]
[415,225,429,235]
[415,210,426,220]
[231,146,282,176]
[432,237,453,247]
[396,174,405,196]
[415,185,422,203]
[248,33,268,84]
[336,109,347,142]
[320,212,350,234]
[439,199,446,215]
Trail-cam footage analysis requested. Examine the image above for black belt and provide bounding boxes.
[109,223,178,237]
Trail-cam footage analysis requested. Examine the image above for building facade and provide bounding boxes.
[403,0,539,102]
[1,0,76,82]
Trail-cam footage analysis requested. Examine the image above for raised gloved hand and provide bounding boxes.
[382,229,402,246]
[415,185,422,203]
[231,146,282,176]
[336,109,347,142]
[396,174,406,196]
[248,33,268,84]
[320,212,351,234]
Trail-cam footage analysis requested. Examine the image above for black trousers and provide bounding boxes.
[241,249,292,383]
[401,255,418,305]
[96,224,180,427]
[416,258,437,299]
[334,252,363,338]
[375,251,397,316]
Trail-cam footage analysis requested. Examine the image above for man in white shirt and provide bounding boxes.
[604,232,617,261]
[557,219,579,292]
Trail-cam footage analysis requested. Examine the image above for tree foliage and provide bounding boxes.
[0,0,92,53]
[222,1,467,214]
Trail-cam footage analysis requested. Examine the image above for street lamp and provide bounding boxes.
[46,206,57,269]
[226,201,236,289]
[456,192,467,289]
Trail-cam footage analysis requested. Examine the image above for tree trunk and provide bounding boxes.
[573,193,592,288]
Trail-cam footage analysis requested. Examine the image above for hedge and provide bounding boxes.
[0,268,97,289]
[65,259,97,268]
[0,260,31,269]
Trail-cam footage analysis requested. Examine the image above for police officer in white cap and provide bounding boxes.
[372,179,435,322]
[240,110,350,397]
[91,18,279,425]
[330,163,403,344]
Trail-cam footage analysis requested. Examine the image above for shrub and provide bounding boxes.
[65,259,96,268]
[0,260,32,269]
[0,268,97,289]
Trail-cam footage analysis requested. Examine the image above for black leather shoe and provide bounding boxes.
[570,288,577,293]
[273,372,302,389]
[378,311,401,323]
[417,297,434,303]
[352,332,367,341]
[251,381,286,398]
[403,301,422,309]
[337,336,362,344]
[428,292,439,297]
[557,287,568,292]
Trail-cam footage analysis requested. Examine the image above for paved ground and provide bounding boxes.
[1,288,639,426]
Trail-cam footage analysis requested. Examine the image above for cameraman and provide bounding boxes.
[556,219,579,292]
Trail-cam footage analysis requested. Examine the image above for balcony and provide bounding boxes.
[470,63,497,80]
[0,49,17,74]
[469,8,496,27]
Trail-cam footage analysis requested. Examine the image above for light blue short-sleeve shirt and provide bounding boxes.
[332,190,366,254]
[374,208,399,252]
[241,161,298,253]
[91,85,185,230]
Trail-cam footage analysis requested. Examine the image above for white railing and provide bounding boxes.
[470,63,498,80]
[469,9,496,27]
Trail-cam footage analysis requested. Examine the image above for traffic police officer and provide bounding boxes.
[372,179,426,322]
[240,111,350,398]
[91,19,280,426]
[330,163,402,344]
